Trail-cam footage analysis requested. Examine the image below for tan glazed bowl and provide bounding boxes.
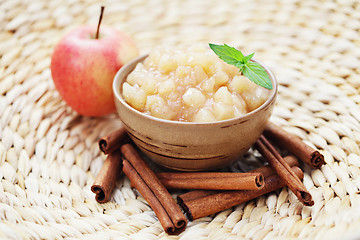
[113,55,278,171]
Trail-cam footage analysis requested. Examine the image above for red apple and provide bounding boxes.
[51,25,139,116]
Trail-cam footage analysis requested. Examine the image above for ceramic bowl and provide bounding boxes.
[113,54,278,171]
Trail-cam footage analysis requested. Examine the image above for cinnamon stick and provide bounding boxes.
[264,122,324,168]
[156,172,264,190]
[176,155,299,214]
[179,166,304,221]
[91,150,123,203]
[254,135,314,206]
[248,155,299,177]
[121,144,187,235]
[99,127,130,154]
[177,190,216,205]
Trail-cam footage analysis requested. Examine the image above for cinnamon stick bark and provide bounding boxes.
[264,122,324,168]
[179,166,304,221]
[255,135,314,206]
[156,172,264,190]
[177,155,299,214]
[177,190,216,205]
[248,155,299,177]
[91,150,123,203]
[121,144,187,235]
[99,127,130,154]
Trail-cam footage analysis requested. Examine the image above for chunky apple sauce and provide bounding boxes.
[122,45,271,122]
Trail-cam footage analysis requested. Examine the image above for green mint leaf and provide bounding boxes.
[209,43,273,90]
[209,43,244,66]
[235,62,245,69]
[243,53,255,64]
[242,61,273,89]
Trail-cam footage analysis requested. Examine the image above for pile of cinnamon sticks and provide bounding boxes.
[91,122,324,234]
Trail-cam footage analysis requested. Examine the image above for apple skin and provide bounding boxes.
[51,25,139,117]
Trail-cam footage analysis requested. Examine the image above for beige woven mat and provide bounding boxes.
[1,0,360,239]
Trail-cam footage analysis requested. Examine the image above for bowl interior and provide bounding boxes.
[113,54,278,126]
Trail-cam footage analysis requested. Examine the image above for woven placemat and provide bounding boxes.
[1,0,360,239]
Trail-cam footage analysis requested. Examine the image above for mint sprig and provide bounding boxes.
[209,43,273,90]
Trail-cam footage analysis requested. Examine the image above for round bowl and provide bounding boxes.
[113,54,278,171]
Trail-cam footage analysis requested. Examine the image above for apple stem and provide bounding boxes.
[95,6,105,39]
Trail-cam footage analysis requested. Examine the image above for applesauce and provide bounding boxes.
[122,45,271,122]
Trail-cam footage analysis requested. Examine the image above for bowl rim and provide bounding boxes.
[113,54,278,126]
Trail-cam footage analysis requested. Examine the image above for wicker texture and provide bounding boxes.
[1,0,360,239]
